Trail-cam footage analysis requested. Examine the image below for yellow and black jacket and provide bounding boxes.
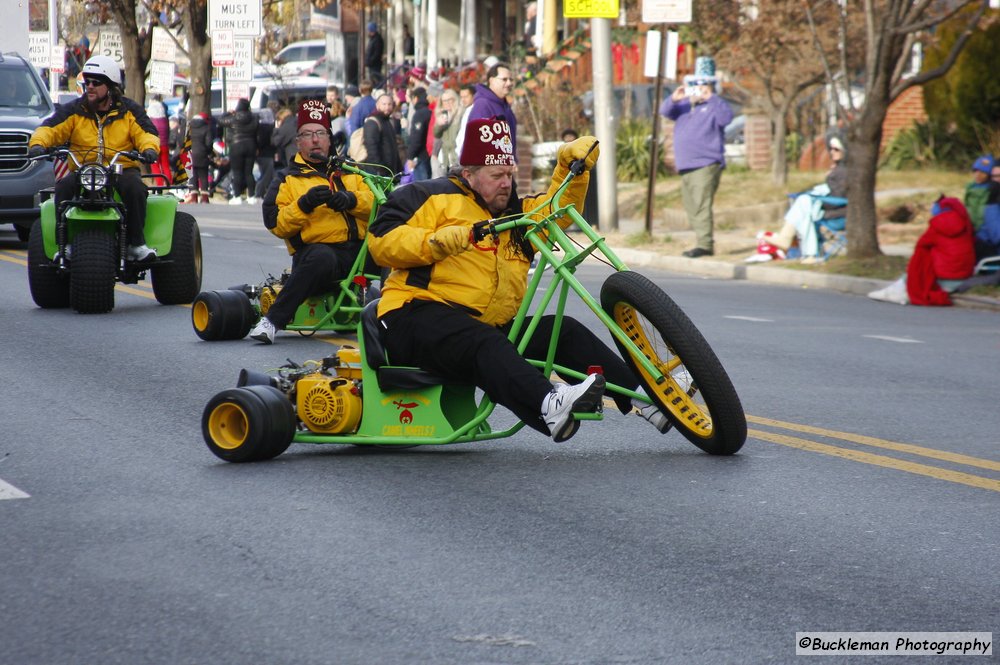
[29,95,159,170]
[262,154,375,255]
[368,161,590,326]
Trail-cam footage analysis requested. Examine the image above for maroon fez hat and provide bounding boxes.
[459,116,516,167]
[297,99,331,130]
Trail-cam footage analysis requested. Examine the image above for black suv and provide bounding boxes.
[0,52,55,241]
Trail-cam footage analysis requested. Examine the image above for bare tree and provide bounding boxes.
[803,0,990,258]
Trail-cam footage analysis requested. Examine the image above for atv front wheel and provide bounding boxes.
[70,229,117,314]
[151,212,202,304]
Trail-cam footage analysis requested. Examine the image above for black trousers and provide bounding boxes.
[380,300,638,434]
[266,241,362,329]
[56,167,147,246]
[229,141,256,198]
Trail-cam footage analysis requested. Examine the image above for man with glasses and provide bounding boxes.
[29,55,161,261]
[251,100,376,344]
[458,62,518,160]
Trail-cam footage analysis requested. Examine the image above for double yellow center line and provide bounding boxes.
[749,415,1000,493]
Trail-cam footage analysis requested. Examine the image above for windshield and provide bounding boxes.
[0,66,49,111]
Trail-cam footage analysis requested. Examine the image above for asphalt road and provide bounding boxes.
[1,206,997,664]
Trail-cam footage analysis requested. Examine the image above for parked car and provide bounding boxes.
[0,51,55,241]
[254,40,326,79]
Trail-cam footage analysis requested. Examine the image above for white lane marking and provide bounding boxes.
[863,335,924,344]
[725,315,774,322]
[0,478,30,500]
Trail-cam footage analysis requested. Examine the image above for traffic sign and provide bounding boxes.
[208,0,263,37]
[564,0,620,19]
[212,30,236,68]
[642,0,692,24]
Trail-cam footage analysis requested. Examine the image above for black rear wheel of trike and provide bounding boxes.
[191,289,257,340]
[202,385,296,462]
[70,229,117,314]
[27,220,69,308]
[600,271,746,455]
[151,212,203,304]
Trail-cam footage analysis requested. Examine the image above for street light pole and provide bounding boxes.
[590,17,617,231]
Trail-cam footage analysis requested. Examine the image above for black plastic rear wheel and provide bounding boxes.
[191,289,257,340]
[600,271,746,455]
[27,220,69,308]
[202,385,296,462]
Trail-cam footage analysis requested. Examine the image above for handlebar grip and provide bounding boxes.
[472,220,493,242]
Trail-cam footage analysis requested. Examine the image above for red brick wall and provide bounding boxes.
[745,115,771,171]
[881,85,927,150]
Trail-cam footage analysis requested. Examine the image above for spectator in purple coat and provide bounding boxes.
[659,56,733,258]
[460,62,517,160]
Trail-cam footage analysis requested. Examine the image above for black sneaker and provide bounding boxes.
[682,247,714,258]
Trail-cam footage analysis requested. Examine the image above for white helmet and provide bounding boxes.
[81,55,122,86]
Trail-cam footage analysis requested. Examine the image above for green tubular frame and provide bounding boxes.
[291,159,664,447]
[284,163,394,334]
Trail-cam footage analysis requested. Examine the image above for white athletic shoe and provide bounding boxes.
[126,244,156,262]
[541,373,606,442]
[632,398,673,434]
[249,317,276,344]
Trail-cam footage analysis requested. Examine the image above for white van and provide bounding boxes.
[210,76,328,118]
[255,40,326,78]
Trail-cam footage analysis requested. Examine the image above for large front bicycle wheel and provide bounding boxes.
[600,271,746,455]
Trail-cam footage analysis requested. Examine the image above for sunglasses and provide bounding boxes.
[83,78,106,88]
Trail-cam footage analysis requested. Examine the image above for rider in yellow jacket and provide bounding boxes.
[368,116,672,442]
[29,55,160,261]
[250,100,375,344]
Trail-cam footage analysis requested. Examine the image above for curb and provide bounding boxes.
[610,247,1000,312]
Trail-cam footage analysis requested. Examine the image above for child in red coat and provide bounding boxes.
[868,197,975,306]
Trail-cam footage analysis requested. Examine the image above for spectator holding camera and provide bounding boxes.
[659,56,733,259]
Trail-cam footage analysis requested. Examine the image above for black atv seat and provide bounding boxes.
[361,300,452,391]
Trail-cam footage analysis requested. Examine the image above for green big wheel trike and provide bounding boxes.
[201,147,747,462]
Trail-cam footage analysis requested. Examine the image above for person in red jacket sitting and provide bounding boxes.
[868,196,975,306]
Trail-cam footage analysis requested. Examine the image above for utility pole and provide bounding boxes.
[644,25,667,235]
[48,0,59,97]
[590,17,617,231]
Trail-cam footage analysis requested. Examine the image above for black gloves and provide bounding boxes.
[298,185,334,213]
[141,149,159,164]
[327,190,357,212]
[28,145,46,159]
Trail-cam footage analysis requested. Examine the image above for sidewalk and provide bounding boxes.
[606,217,1000,313]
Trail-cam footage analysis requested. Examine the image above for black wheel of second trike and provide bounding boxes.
[600,271,747,455]
[191,289,256,340]
[202,385,296,462]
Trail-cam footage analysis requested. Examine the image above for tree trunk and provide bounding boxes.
[845,94,889,259]
[183,0,212,117]
[108,0,148,103]
[770,109,788,186]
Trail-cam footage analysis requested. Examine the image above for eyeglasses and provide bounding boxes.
[296,130,329,141]
[830,147,843,152]
[83,78,106,88]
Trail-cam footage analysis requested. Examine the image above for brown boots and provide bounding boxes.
[199,192,210,204]
[184,191,211,204]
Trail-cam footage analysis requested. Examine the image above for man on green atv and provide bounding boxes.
[368,117,672,442]
[28,54,161,262]
[252,100,377,344]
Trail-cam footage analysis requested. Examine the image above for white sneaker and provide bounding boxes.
[229,197,244,206]
[249,317,276,344]
[632,398,673,434]
[541,373,605,442]
[868,276,909,305]
[127,244,156,262]
[245,196,258,205]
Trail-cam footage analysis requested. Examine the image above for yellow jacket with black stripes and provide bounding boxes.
[29,95,159,171]
[368,161,590,327]
[261,154,375,255]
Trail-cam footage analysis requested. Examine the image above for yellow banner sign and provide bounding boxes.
[564,0,620,19]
